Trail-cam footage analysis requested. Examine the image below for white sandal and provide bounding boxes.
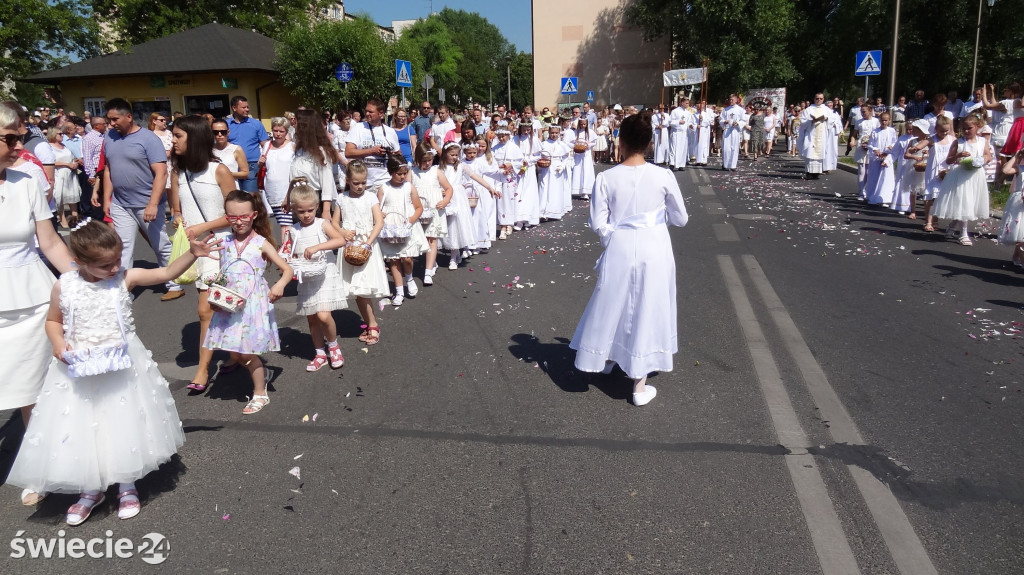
[243,394,270,414]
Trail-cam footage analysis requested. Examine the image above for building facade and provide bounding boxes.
[531,0,670,111]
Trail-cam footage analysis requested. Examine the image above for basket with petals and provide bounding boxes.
[205,259,256,313]
[379,211,411,244]
[343,241,371,266]
[573,142,588,154]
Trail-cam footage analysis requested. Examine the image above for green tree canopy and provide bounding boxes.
[92,0,331,50]
[276,16,425,112]
[0,0,98,99]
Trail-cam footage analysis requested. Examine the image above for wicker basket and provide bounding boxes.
[913,161,927,172]
[537,155,552,168]
[418,206,436,225]
[379,211,411,244]
[573,142,588,154]
[467,195,479,208]
[207,259,256,313]
[343,242,371,266]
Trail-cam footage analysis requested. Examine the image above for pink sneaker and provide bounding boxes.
[328,345,344,369]
[306,354,328,372]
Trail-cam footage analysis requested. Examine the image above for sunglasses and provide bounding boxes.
[212,130,228,135]
[225,212,256,223]
[1,133,21,147]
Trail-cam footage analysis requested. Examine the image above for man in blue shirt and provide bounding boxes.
[226,96,268,193]
[411,100,433,144]
[102,98,183,300]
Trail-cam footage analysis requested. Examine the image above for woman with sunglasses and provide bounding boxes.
[167,116,237,392]
[211,119,248,189]
[0,104,75,505]
[149,112,173,193]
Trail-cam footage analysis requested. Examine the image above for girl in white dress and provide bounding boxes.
[410,142,452,284]
[538,125,572,220]
[491,123,524,240]
[440,142,497,268]
[997,149,1024,267]
[334,162,388,345]
[470,135,503,247]
[914,116,956,232]
[48,128,81,227]
[569,113,689,407]
[932,114,993,246]
[854,107,880,199]
[7,220,219,525]
[893,121,928,217]
[284,180,348,371]
[866,112,897,206]
[377,153,427,306]
[513,123,542,229]
[570,119,597,197]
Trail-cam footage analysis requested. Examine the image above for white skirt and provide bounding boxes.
[0,303,51,410]
[338,239,391,299]
[6,336,184,494]
[932,167,990,221]
[998,191,1024,244]
[296,252,348,315]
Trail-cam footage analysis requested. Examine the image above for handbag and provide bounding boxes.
[62,288,133,378]
[257,142,270,190]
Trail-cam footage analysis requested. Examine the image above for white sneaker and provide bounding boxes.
[448,259,458,270]
[423,273,434,286]
[498,230,508,240]
[632,385,657,406]
[392,293,404,306]
[512,224,522,231]
[406,279,418,297]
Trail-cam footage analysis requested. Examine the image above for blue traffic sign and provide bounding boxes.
[855,50,882,77]
[335,62,353,83]
[586,90,594,102]
[560,77,578,95]
[395,60,412,88]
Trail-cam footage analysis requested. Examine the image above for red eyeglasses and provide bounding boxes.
[225,212,256,223]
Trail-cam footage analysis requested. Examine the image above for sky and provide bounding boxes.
[346,0,533,53]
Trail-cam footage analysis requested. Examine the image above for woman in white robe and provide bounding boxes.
[513,124,542,228]
[570,119,597,197]
[570,112,689,407]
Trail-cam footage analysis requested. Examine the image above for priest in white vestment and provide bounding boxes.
[799,93,830,179]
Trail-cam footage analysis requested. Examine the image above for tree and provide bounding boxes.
[396,17,462,90]
[624,0,799,102]
[275,16,424,112]
[92,0,331,50]
[0,0,98,99]
[509,51,534,111]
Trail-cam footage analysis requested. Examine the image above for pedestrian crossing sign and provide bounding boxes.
[854,50,882,76]
[396,60,412,87]
[560,77,578,95]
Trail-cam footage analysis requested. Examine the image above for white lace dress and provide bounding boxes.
[288,218,347,315]
[336,192,390,298]
[411,165,448,238]
[932,139,991,221]
[51,145,82,206]
[7,270,184,494]
[377,181,428,260]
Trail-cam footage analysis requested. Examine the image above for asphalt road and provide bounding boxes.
[1,151,1021,574]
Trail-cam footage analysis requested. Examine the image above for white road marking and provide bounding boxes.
[740,255,939,575]
[718,255,862,575]
[712,223,740,242]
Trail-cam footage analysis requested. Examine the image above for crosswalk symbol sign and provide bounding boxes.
[854,50,882,76]
[560,77,578,95]
[396,60,412,87]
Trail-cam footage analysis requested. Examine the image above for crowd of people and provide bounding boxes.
[1,76,1021,526]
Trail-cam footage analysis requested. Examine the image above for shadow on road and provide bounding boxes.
[911,250,1024,286]
[507,334,632,400]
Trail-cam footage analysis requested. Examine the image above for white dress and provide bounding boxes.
[469,155,501,246]
[539,138,572,220]
[0,171,57,410]
[51,145,82,206]
[442,164,481,249]
[377,180,428,260]
[923,137,955,201]
[411,165,448,239]
[262,141,295,209]
[998,173,1024,244]
[212,143,241,189]
[288,218,347,315]
[866,127,897,205]
[290,147,337,204]
[492,141,524,226]
[932,139,990,221]
[720,105,745,169]
[892,135,925,212]
[178,165,228,288]
[514,135,542,225]
[7,270,184,494]
[570,129,597,196]
[570,164,689,379]
[336,192,390,298]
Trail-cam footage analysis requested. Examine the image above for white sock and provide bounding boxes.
[403,273,413,283]
[395,285,405,296]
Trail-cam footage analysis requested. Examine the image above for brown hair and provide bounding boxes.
[345,160,368,192]
[69,219,123,264]
[224,190,276,250]
[293,109,338,167]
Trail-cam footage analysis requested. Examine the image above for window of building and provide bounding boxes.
[184,94,230,119]
[83,98,106,118]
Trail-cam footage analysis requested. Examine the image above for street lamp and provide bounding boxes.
[506,61,512,111]
[971,0,997,93]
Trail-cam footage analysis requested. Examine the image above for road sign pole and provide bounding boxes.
[401,87,405,112]
[865,76,869,101]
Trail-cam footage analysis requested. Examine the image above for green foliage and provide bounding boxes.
[92,0,332,50]
[275,16,424,112]
[0,0,98,93]
[509,51,535,111]
[397,17,462,89]
[624,0,1024,104]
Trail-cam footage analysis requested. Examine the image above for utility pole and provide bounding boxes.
[889,0,901,107]
[507,62,512,111]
